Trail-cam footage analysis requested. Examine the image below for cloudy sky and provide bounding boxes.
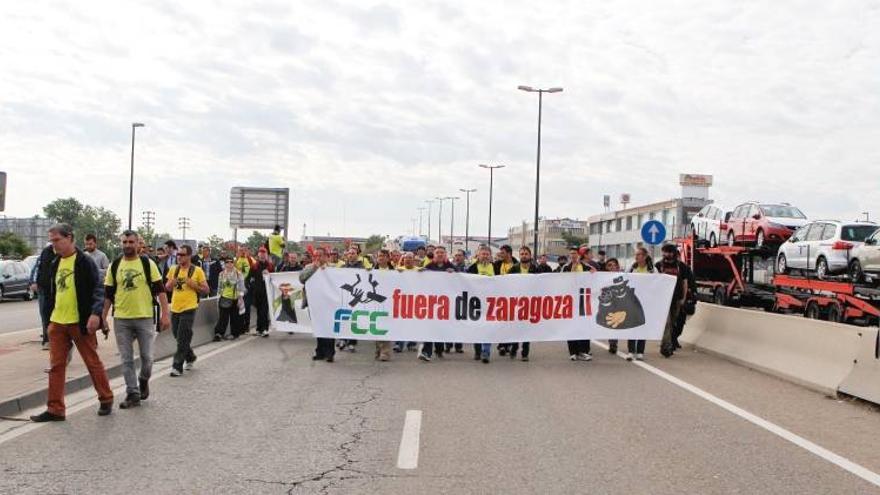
[1,1,878,242]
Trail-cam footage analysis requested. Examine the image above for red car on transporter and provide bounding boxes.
[725,202,808,248]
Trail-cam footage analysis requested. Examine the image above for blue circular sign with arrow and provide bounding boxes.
[640,220,666,245]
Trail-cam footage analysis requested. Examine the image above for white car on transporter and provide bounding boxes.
[776,220,878,280]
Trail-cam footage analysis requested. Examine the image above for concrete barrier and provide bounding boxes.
[681,304,868,397]
[153,296,222,360]
[839,330,880,404]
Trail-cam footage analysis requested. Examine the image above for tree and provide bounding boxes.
[364,235,385,253]
[285,240,304,254]
[0,232,31,258]
[245,231,267,253]
[560,230,588,249]
[42,198,122,255]
[205,235,227,257]
[43,198,85,227]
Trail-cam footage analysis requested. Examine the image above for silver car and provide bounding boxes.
[848,228,880,284]
[690,204,727,247]
[776,221,878,279]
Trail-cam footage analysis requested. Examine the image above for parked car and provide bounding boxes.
[690,204,728,247]
[776,221,878,279]
[0,260,34,300]
[848,227,880,284]
[726,202,808,248]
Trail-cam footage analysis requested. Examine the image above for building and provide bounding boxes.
[587,174,713,264]
[438,235,507,255]
[507,217,589,258]
[0,216,54,254]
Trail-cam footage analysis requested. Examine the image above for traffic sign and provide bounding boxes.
[641,220,666,245]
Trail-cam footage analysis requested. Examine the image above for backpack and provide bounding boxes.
[109,255,159,320]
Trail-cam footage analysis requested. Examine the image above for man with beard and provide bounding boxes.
[655,244,689,358]
[103,231,170,409]
[507,246,537,361]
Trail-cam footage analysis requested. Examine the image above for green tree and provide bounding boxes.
[0,232,31,258]
[43,198,122,255]
[42,198,85,227]
[364,235,385,252]
[560,230,588,249]
[285,240,303,254]
[205,235,227,257]
[245,231,267,253]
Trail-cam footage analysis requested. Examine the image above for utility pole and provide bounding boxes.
[459,188,477,255]
[434,197,446,246]
[128,122,145,230]
[448,196,459,251]
[425,200,434,242]
[141,210,156,246]
[417,207,426,237]
[479,164,505,249]
[178,217,191,242]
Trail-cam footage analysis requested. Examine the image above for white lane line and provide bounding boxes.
[0,336,256,446]
[0,327,44,339]
[592,341,880,489]
[396,409,422,470]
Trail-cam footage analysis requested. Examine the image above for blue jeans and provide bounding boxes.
[38,291,51,344]
[472,343,491,357]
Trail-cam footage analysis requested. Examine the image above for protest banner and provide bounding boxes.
[265,272,313,333]
[303,268,677,343]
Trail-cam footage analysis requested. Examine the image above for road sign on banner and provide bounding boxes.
[641,220,666,245]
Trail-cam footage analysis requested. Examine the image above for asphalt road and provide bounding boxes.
[0,298,41,335]
[1,335,879,494]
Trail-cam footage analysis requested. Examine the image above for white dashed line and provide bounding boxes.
[396,409,422,470]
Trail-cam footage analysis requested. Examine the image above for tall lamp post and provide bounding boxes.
[425,200,434,242]
[417,207,426,236]
[434,197,447,246]
[518,85,562,254]
[459,188,477,254]
[448,196,459,251]
[478,164,505,249]
[128,122,145,230]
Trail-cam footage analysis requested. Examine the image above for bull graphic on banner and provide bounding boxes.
[596,276,646,330]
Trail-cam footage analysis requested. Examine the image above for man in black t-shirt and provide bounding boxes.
[419,246,456,362]
[655,244,689,358]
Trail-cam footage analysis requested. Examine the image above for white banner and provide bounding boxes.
[265,272,313,333]
[304,268,677,343]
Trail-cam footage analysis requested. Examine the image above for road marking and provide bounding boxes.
[0,336,256,446]
[592,341,880,489]
[396,409,422,470]
[0,327,44,339]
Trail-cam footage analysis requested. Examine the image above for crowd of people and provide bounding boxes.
[25,222,693,423]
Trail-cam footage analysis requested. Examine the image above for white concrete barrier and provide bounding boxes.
[838,329,880,404]
[681,304,867,397]
[154,296,223,360]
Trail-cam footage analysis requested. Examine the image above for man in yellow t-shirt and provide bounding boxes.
[31,223,114,423]
[268,225,285,265]
[164,245,209,376]
[103,230,171,409]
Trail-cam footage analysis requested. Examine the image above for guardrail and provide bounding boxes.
[681,304,880,402]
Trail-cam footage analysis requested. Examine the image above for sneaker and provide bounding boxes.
[41,342,50,351]
[325,356,334,363]
[185,361,195,370]
[336,341,346,349]
[393,345,402,353]
[625,352,634,361]
[481,353,490,364]
[576,353,592,361]
[521,356,530,362]
[418,353,432,362]
[312,355,324,361]
[499,348,508,357]
[608,345,618,354]
[213,334,222,342]
[346,344,356,352]
[119,393,141,409]
[30,410,65,422]
[138,377,150,400]
[98,402,113,416]
[455,348,464,353]
[261,331,269,338]
[225,335,235,340]
[635,353,645,361]
[170,368,182,377]
[570,354,578,361]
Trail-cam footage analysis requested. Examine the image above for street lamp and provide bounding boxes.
[459,188,477,254]
[425,200,435,241]
[518,85,562,254]
[448,196,460,251]
[479,164,505,249]
[128,122,145,230]
[417,207,426,236]
[435,196,448,246]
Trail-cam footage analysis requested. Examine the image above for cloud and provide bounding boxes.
[1,0,878,243]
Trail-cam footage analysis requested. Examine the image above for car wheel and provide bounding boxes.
[815,257,828,280]
[827,303,843,323]
[776,254,788,275]
[709,232,717,248]
[804,301,821,319]
[727,231,735,247]
[849,259,864,283]
[713,287,727,306]
[755,229,765,249]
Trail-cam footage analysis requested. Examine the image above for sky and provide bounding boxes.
[1,0,878,242]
